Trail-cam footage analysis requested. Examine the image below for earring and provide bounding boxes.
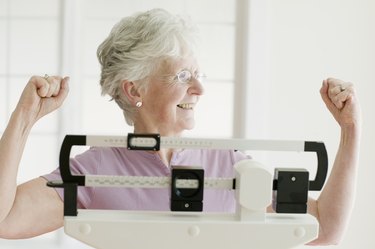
[135,101,143,107]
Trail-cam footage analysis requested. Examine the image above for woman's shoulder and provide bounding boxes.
[76,147,165,175]
[71,147,129,173]
[77,146,142,159]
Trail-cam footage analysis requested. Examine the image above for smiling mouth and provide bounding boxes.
[177,103,194,110]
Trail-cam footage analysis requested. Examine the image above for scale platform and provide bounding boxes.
[65,209,318,249]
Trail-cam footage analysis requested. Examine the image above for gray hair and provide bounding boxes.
[97,8,199,126]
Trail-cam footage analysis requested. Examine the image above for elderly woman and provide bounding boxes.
[0,9,361,246]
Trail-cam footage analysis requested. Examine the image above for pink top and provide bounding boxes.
[42,147,250,212]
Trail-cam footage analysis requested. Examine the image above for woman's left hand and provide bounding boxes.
[320,78,361,128]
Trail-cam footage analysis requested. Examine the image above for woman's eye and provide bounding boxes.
[177,70,192,83]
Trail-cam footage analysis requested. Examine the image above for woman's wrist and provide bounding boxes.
[340,122,361,149]
[10,107,37,136]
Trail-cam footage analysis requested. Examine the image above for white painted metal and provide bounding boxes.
[65,160,318,249]
[85,175,234,189]
[86,135,306,151]
[65,210,318,249]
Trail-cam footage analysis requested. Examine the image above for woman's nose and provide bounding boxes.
[188,78,205,96]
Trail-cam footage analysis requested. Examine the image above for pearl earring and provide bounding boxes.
[135,101,143,107]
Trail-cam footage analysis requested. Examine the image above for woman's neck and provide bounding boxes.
[132,126,181,167]
[156,148,174,167]
[133,125,183,137]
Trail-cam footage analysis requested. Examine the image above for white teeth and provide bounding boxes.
[177,103,193,110]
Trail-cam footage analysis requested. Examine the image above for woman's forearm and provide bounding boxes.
[309,124,361,245]
[0,107,35,222]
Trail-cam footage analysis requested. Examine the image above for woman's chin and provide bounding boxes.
[184,120,195,130]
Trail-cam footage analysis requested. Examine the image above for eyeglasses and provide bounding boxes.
[174,70,207,84]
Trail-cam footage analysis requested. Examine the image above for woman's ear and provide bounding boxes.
[121,80,142,105]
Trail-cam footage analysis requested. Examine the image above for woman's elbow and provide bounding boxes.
[0,221,15,239]
[0,221,20,239]
[307,230,344,246]
[0,219,35,240]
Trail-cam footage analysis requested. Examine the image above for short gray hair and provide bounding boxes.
[97,8,199,126]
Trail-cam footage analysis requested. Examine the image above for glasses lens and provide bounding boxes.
[177,70,192,84]
[196,73,206,83]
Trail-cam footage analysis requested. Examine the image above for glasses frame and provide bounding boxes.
[174,69,206,84]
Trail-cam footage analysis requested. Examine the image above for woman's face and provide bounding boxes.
[135,57,205,136]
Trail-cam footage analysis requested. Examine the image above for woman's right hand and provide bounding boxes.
[15,75,70,124]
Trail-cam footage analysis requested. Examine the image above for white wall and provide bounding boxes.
[246,0,375,248]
